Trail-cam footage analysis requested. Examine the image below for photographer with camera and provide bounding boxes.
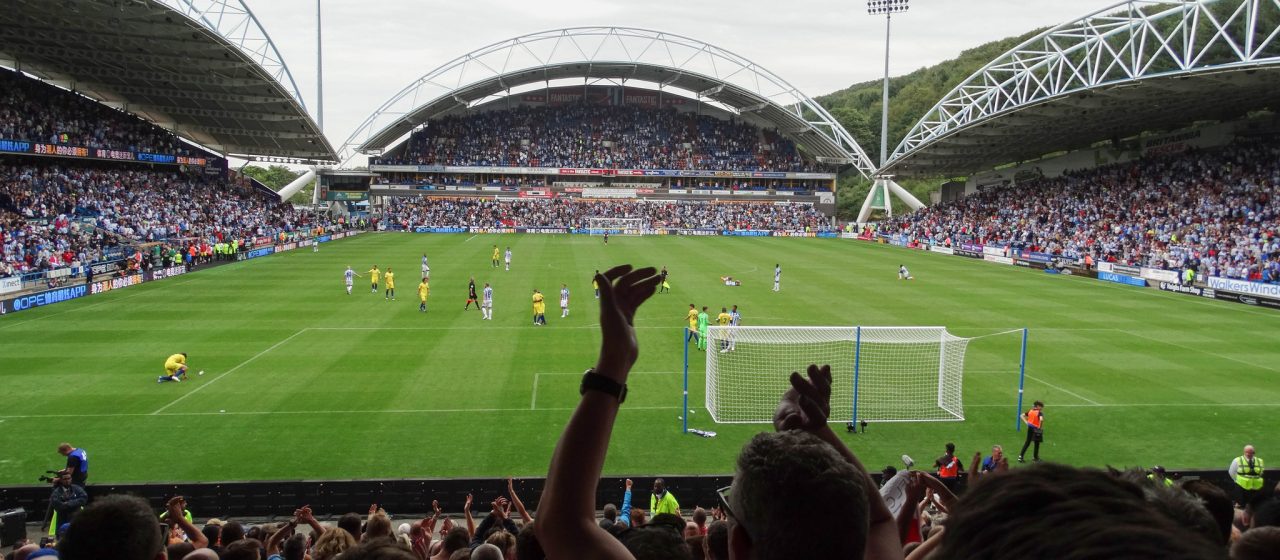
[57,442,88,486]
[48,471,87,529]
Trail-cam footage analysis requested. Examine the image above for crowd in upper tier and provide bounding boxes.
[374,104,815,172]
[0,162,323,277]
[876,139,1280,282]
[380,197,833,232]
[0,68,200,156]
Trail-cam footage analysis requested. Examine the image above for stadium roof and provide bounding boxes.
[340,26,876,175]
[884,0,1280,177]
[0,0,335,162]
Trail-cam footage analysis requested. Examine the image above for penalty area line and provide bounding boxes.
[531,371,678,409]
[149,328,310,415]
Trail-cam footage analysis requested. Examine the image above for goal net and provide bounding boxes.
[586,217,648,235]
[704,326,970,423]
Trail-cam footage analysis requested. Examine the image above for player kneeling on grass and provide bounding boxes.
[898,265,914,280]
[157,353,199,383]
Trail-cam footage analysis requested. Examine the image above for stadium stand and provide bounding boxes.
[380,197,834,231]
[374,104,814,172]
[876,139,1280,283]
[0,69,200,157]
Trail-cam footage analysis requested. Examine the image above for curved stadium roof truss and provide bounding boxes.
[341,27,876,175]
[888,0,1280,175]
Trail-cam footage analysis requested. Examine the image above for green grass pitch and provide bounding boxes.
[1,233,1277,484]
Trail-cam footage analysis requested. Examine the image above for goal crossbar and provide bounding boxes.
[701,326,971,424]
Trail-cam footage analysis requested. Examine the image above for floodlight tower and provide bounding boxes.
[867,0,908,168]
[857,0,924,224]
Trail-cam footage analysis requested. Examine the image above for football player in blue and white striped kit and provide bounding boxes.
[560,283,571,318]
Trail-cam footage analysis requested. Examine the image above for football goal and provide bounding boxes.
[693,326,1025,425]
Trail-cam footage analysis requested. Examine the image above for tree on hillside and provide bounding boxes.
[240,165,301,190]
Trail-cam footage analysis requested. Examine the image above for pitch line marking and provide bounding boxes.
[464,234,478,242]
[2,405,685,419]
[531,371,677,409]
[150,328,310,415]
[1023,374,1102,406]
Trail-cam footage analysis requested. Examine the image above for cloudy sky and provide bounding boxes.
[244,0,1123,151]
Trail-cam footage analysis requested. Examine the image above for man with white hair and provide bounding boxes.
[1229,444,1264,506]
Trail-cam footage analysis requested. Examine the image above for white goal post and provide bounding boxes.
[586,217,648,235]
[702,326,971,424]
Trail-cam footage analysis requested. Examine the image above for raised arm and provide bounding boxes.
[166,497,208,549]
[619,479,633,527]
[464,493,476,539]
[266,518,295,557]
[774,365,903,560]
[507,478,533,524]
[536,265,660,560]
[295,505,325,537]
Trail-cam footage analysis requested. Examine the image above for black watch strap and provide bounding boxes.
[580,369,627,403]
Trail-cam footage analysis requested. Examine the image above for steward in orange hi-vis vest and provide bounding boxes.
[1019,401,1046,463]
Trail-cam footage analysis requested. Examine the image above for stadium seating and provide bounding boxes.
[0,69,199,157]
[380,197,833,231]
[877,140,1280,282]
[0,161,326,278]
[374,104,814,172]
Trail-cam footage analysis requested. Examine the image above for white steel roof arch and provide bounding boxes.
[887,0,1280,175]
[155,0,308,111]
[340,26,875,174]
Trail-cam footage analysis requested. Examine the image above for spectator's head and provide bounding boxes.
[283,533,307,560]
[338,539,416,560]
[684,522,700,538]
[220,521,245,545]
[729,430,868,560]
[441,527,470,556]
[945,442,956,455]
[1253,497,1280,529]
[364,511,393,541]
[631,508,647,527]
[516,522,544,560]
[686,535,706,560]
[621,524,692,560]
[991,445,1003,460]
[1181,479,1234,545]
[934,463,1222,559]
[692,507,707,528]
[470,544,502,560]
[603,503,618,522]
[59,494,164,560]
[200,523,220,547]
[484,530,516,560]
[312,527,357,560]
[182,550,219,560]
[167,543,194,560]
[338,513,362,540]
[220,538,262,560]
[1232,526,1280,560]
[704,520,729,560]
[1112,469,1219,546]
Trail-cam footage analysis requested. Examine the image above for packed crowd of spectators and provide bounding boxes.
[374,104,813,172]
[876,139,1280,282]
[25,269,1280,560]
[0,69,200,156]
[0,161,325,277]
[380,197,833,231]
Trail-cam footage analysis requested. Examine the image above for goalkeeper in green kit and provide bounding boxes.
[697,306,710,350]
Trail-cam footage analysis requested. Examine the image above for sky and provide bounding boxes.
[243,0,1124,155]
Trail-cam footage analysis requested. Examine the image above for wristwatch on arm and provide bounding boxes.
[580,368,627,403]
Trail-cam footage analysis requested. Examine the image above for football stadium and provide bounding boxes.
[1,0,1279,558]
